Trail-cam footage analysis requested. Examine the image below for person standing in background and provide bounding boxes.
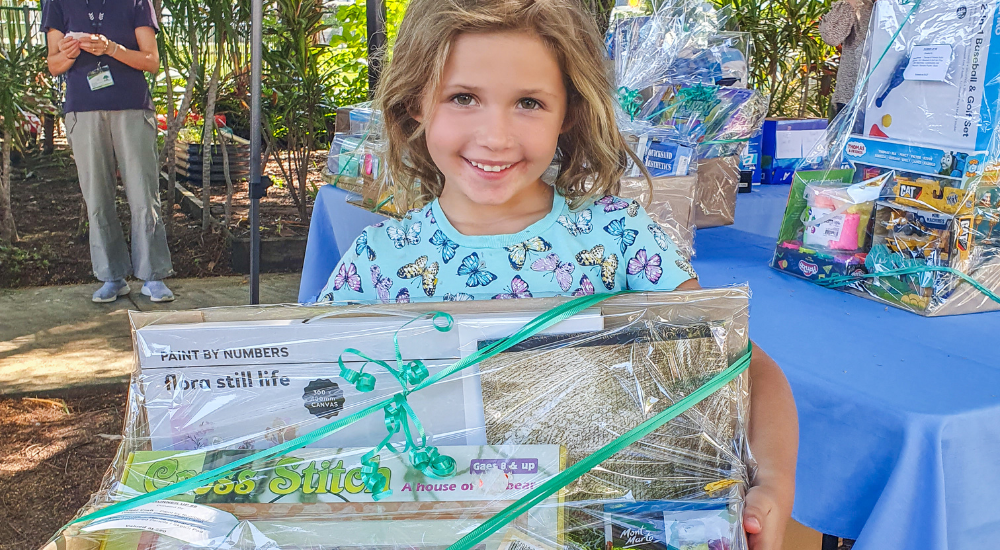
[42,0,175,303]
[820,0,875,120]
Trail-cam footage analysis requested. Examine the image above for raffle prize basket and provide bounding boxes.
[771,0,1000,316]
[42,289,756,550]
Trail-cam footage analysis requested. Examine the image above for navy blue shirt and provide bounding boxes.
[41,0,158,113]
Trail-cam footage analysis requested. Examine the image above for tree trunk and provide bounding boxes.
[0,130,16,244]
[201,54,223,231]
[799,65,811,118]
[218,129,233,227]
[162,38,200,232]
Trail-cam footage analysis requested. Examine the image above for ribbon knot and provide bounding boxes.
[676,84,721,117]
[400,360,429,385]
[409,445,457,478]
[339,362,376,392]
[617,86,643,121]
[335,312,461,498]
[383,399,405,435]
[359,455,392,501]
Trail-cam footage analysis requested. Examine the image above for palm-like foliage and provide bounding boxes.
[714,0,838,117]
[263,0,338,221]
[0,28,47,245]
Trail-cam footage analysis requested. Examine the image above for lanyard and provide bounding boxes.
[85,0,107,32]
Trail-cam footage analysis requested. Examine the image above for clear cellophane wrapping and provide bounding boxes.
[44,289,754,550]
[608,0,768,232]
[770,0,1000,316]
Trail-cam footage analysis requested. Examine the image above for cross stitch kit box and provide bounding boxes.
[862,0,1000,152]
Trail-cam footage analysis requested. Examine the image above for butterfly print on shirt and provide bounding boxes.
[530,253,575,292]
[493,275,532,299]
[397,256,439,296]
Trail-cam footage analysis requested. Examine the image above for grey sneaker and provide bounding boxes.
[141,280,175,302]
[92,280,130,303]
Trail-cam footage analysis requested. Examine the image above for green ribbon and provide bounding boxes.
[617,86,643,121]
[337,312,458,500]
[66,291,625,528]
[676,84,721,117]
[446,344,753,550]
[816,265,1000,305]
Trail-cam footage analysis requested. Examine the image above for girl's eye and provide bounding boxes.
[451,94,475,106]
[518,98,542,110]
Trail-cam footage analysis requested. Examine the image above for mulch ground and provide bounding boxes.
[0,385,128,550]
[1,141,323,289]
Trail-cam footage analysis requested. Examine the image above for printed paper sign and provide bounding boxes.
[80,501,239,546]
[904,45,953,82]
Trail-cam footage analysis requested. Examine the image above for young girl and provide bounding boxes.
[321,1,797,548]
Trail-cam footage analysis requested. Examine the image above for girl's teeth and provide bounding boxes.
[471,160,512,172]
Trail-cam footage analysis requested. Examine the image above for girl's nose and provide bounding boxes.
[475,107,514,151]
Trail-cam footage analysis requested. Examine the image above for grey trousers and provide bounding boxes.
[66,110,173,282]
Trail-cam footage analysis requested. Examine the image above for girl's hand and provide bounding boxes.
[743,483,791,550]
[58,35,81,60]
[81,34,111,56]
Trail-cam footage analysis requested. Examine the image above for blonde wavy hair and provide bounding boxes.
[374,0,643,209]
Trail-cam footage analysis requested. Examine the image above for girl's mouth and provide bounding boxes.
[465,157,517,174]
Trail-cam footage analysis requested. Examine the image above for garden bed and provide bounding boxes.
[1,144,327,289]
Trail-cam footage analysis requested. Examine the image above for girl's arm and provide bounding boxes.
[677,278,798,550]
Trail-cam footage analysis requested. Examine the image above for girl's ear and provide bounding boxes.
[560,107,576,134]
[409,101,424,123]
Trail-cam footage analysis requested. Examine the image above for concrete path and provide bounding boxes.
[0,274,301,395]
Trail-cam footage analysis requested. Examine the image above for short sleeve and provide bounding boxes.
[623,206,698,291]
[134,0,159,32]
[41,0,66,34]
[319,227,382,303]
[317,236,376,303]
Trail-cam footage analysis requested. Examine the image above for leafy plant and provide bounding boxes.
[0,27,47,245]
[325,0,408,109]
[712,0,838,118]
[263,0,338,220]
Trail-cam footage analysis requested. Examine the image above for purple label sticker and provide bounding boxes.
[470,458,539,475]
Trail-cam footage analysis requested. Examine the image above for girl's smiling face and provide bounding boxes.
[419,31,569,210]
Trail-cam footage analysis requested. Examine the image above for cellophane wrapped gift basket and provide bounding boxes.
[770,0,1000,316]
[607,0,769,230]
[42,289,755,550]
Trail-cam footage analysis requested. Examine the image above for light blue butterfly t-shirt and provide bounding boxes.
[318,191,697,304]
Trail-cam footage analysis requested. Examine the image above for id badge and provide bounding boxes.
[87,64,114,91]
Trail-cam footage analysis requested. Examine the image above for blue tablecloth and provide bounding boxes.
[298,185,387,302]
[301,183,1000,548]
[692,225,1000,550]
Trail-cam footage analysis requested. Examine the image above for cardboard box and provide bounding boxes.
[862,0,1000,152]
[694,155,741,228]
[761,119,828,184]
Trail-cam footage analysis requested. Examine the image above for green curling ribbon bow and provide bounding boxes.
[617,86,643,121]
[338,312,457,499]
[63,291,624,529]
[676,84,720,117]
